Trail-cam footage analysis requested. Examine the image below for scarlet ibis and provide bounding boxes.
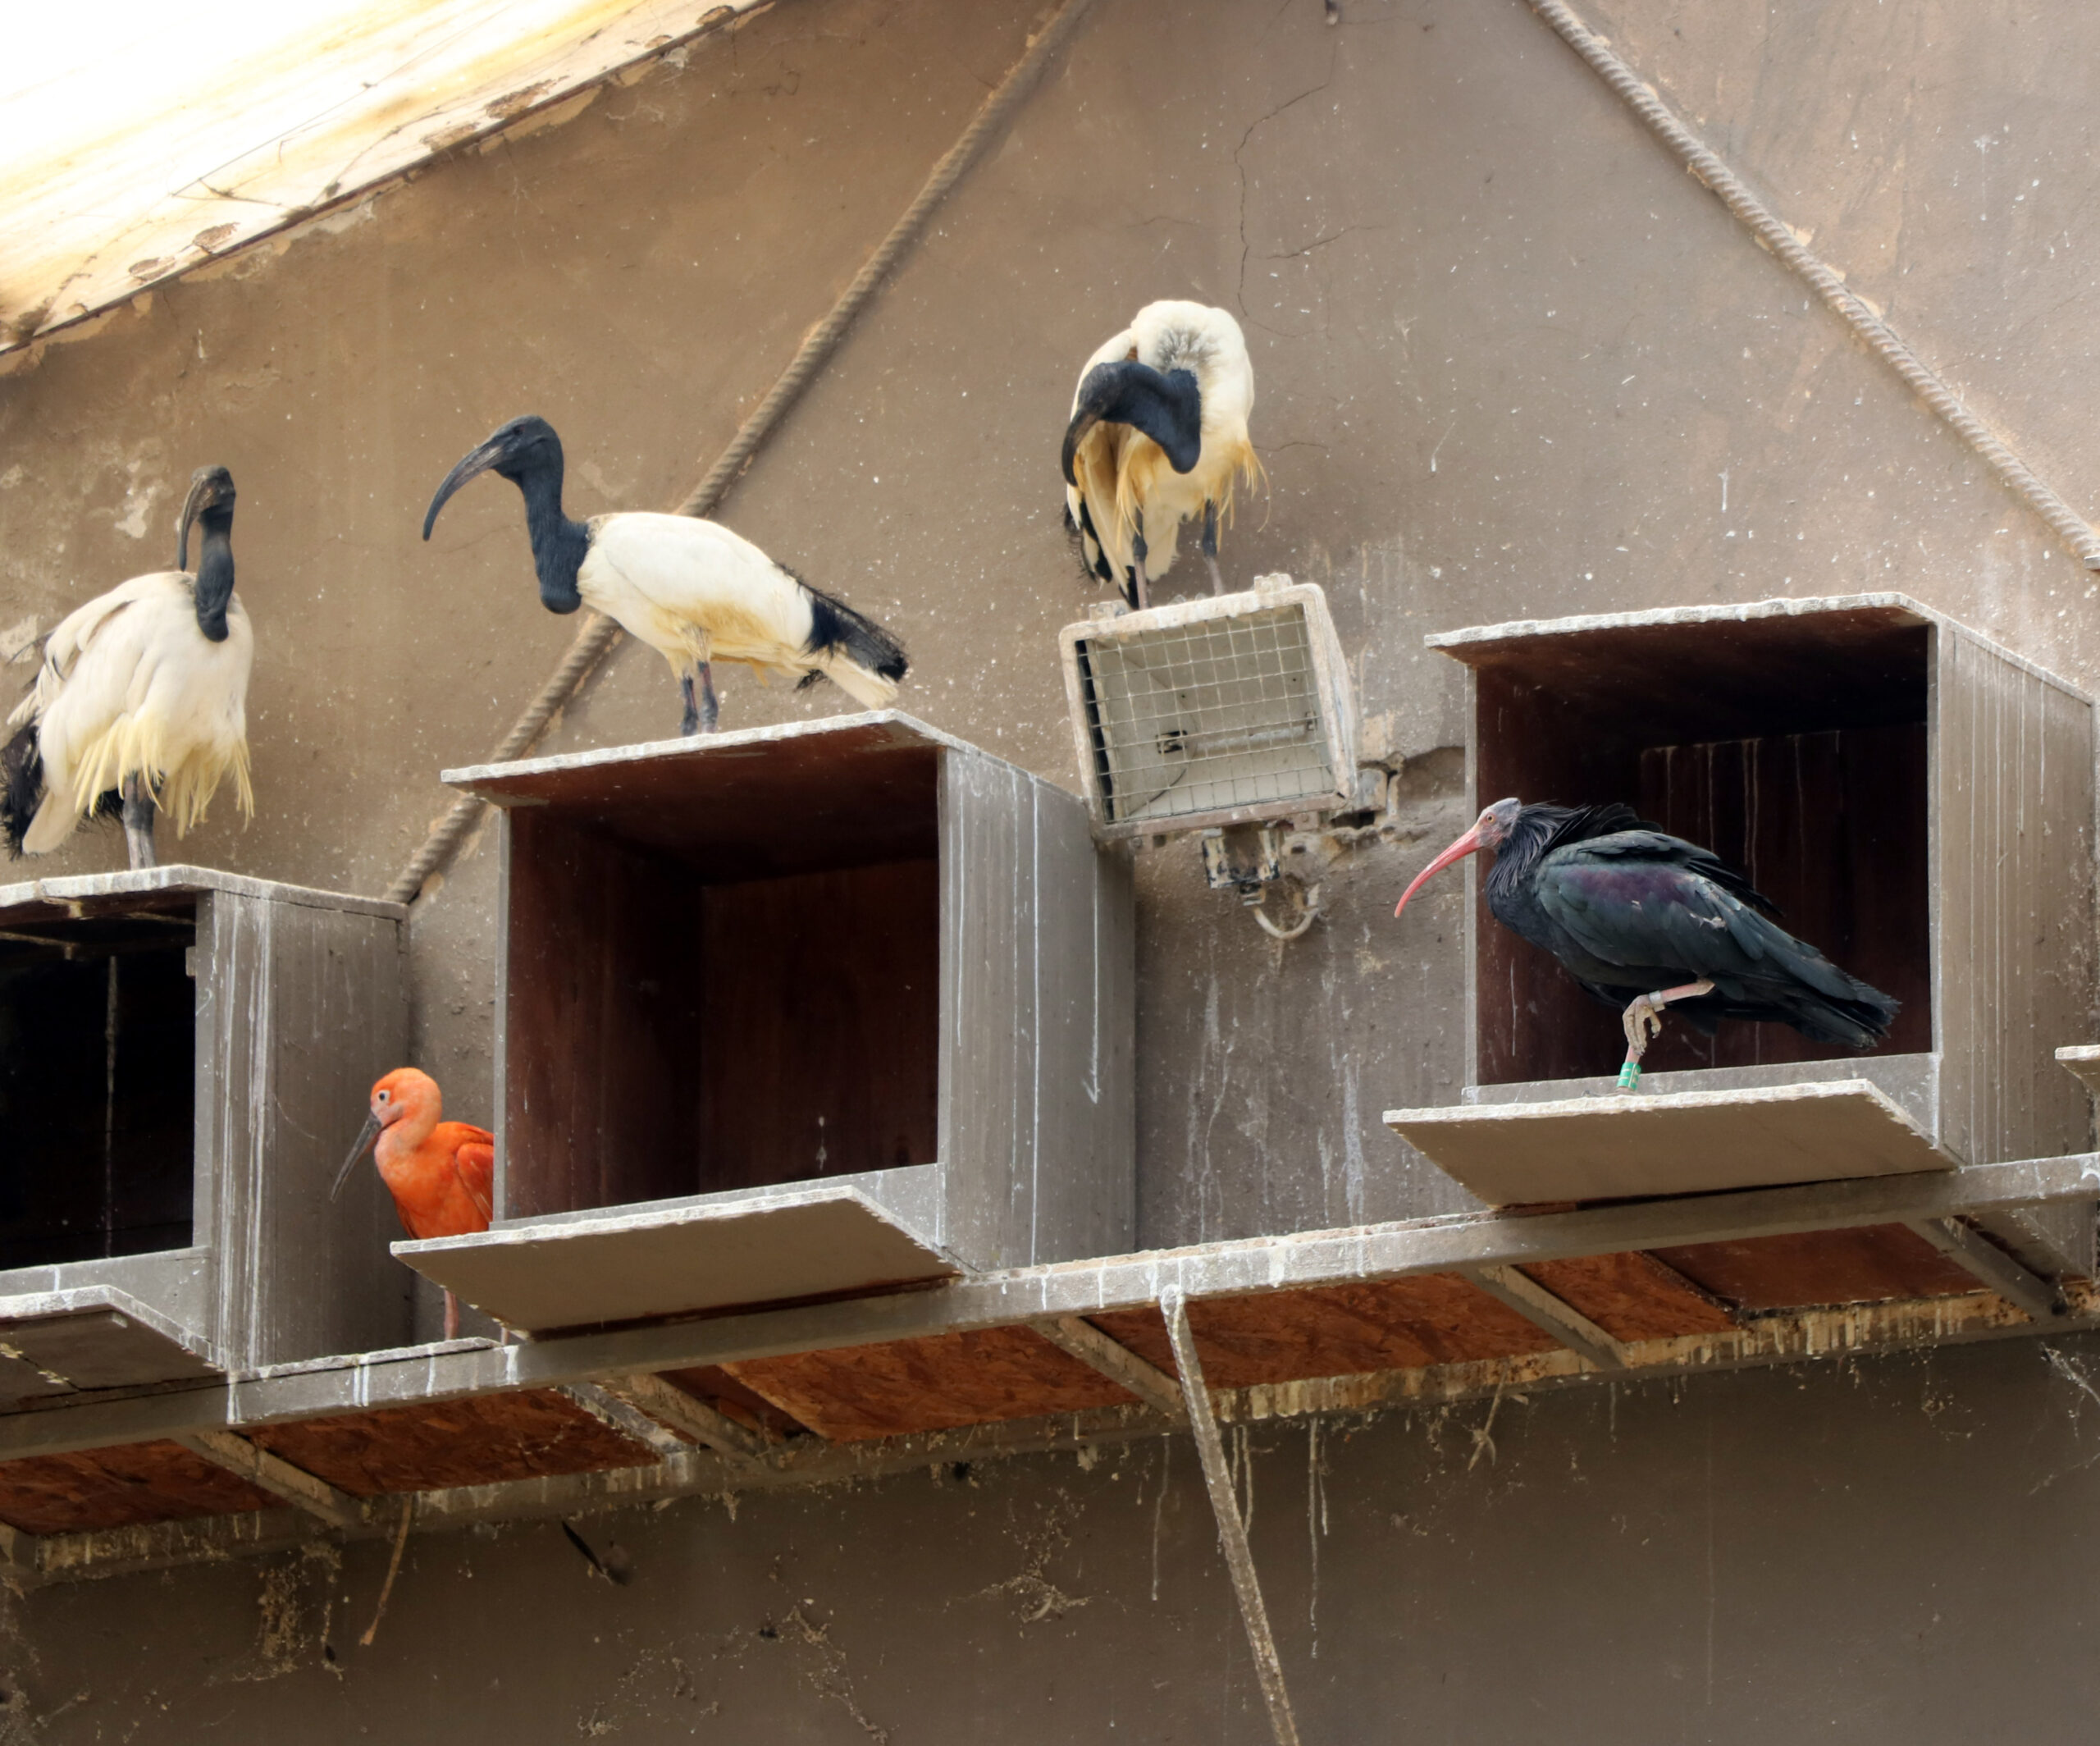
[1062,300,1260,609]
[334,1067,493,1341]
[1,467,253,868]
[1395,798,1900,1089]
[422,416,908,734]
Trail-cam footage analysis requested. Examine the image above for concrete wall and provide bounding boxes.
[3,0,2098,1733]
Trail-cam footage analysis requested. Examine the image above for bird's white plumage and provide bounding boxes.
[581,513,898,709]
[10,571,253,852]
[1066,299,1259,589]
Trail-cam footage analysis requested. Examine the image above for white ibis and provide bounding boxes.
[1,467,253,869]
[1395,798,1899,1090]
[422,416,908,734]
[1061,299,1260,609]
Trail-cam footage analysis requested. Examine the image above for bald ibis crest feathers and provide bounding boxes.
[1062,300,1261,610]
[1395,798,1899,1085]
[423,416,907,734]
[2,466,253,869]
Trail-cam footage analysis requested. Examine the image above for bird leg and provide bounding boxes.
[1617,979,1717,1092]
[443,1289,460,1342]
[1130,516,1152,610]
[1201,500,1225,595]
[120,774,157,870]
[678,665,721,737]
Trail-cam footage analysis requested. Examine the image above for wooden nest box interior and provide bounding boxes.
[400,713,1134,1334]
[1389,595,2096,1206]
[0,868,409,1391]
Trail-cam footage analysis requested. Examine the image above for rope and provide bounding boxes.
[386,0,1101,907]
[1528,0,2100,574]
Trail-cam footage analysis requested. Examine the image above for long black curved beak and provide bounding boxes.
[332,1111,383,1201]
[177,468,231,572]
[1061,360,1203,487]
[423,436,509,541]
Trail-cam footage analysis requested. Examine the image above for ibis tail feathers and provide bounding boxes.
[65,714,254,839]
[799,582,908,711]
[1,722,41,857]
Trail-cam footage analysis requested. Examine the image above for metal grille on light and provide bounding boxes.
[1060,578,1357,839]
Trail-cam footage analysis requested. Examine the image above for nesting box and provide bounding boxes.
[1058,576,1358,838]
[397,714,1134,1334]
[1385,595,2097,1204]
[0,866,409,1392]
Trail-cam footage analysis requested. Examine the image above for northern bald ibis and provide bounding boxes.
[334,1067,493,1341]
[1395,799,1899,1090]
[423,416,907,734]
[1,467,253,869]
[1062,300,1261,610]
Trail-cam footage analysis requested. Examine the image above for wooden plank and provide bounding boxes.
[1903,1218,2067,1320]
[1518,1251,1737,1341]
[1462,1265,1627,1369]
[653,1364,812,1441]
[591,1372,773,1460]
[174,1430,366,1530]
[201,890,411,1369]
[245,1390,657,1497]
[701,861,940,1191]
[725,1326,1133,1440]
[398,1184,960,1332]
[500,808,707,1218]
[1032,1315,1185,1418]
[447,714,944,879]
[0,1439,276,1534]
[0,1287,221,1395]
[1936,627,2096,1167]
[1387,1080,1952,1205]
[1161,1288,1303,1746]
[4,1154,2099,1466]
[0,865,404,925]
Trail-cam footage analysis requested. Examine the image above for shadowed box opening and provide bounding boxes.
[0,899,196,1268]
[496,734,943,1221]
[1462,606,1933,1085]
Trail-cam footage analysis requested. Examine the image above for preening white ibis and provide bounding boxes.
[423,416,908,734]
[1395,799,1900,1090]
[1,467,253,869]
[1061,299,1260,609]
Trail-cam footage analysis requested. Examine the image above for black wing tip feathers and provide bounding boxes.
[0,722,40,858]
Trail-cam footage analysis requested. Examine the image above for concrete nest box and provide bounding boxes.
[1386,594,2098,1208]
[0,866,409,1388]
[399,713,1135,1334]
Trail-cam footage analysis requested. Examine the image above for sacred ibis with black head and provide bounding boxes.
[1061,300,1260,610]
[423,416,908,734]
[2,466,253,869]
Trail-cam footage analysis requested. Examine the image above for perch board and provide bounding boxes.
[1385,1079,1954,1206]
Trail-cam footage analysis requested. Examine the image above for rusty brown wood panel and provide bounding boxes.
[500,811,707,1218]
[1519,1252,1738,1341]
[0,1439,276,1534]
[701,859,940,1191]
[1092,1275,1561,1389]
[1650,1223,1979,1310]
[1933,626,2096,1167]
[655,1365,812,1440]
[247,1389,657,1496]
[723,1327,1133,1442]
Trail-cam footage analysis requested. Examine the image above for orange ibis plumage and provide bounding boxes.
[1062,300,1260,609]
[2,467,253,868]
[422,416,907,734]
[334,1067,494,1341]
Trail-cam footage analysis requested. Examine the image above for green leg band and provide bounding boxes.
[1617,1062,1643,1092]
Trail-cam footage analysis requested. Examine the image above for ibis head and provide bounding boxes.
[422,415,585,613]
[177,466,237,642]
[1393,797,1522,919]
[332,1066,438,1200]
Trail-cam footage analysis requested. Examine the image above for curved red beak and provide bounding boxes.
[1394,823,1485,920]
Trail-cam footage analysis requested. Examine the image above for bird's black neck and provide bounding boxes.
[512,456,589,615]
[191,510,236,643]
